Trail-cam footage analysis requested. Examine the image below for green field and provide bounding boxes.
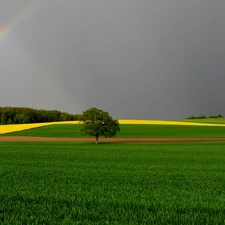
[1,142,225,224]
[3,124,225,138]
[183,118,225,124]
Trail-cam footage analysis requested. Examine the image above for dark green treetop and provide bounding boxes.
[79,107,120,143]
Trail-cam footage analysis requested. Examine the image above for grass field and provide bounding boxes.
[1,142,225,224]
[183,119,225,124]
[2,119,225,224]
[3,124,225,138]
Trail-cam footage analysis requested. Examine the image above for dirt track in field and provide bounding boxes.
[1,136,225,143]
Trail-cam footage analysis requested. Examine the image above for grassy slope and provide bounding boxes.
[1,142,225,224]
[3,124,225,138]
[183,118,225,124]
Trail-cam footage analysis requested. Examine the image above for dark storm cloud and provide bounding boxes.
[1,0,225,119]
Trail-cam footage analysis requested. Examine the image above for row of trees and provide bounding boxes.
[0,107,80,125]
[186,114,223,119]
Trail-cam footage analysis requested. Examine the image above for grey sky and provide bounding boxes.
[0,0,225,119]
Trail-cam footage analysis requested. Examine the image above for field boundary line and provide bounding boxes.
[1,136,225,142]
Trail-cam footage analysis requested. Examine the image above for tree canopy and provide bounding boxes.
[0,107,80,125]
[79,107,120,143]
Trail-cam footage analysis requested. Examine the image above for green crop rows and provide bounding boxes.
[3,124,225,138]
[1,142,225,224]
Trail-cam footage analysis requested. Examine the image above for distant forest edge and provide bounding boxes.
[0,107,81,125]
[0,107,224,125]
[186,114,223,119]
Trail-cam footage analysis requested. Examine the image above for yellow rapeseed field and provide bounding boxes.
[1,120,225,134]
[118,120,225,126]
[0,121,79,134]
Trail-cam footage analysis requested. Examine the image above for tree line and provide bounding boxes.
[186,114,223,119]
[0,107,80,125]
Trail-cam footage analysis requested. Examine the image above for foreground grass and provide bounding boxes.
[1,142,225,224]
[3,124,225,138]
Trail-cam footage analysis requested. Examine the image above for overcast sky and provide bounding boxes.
[0,0,225,119]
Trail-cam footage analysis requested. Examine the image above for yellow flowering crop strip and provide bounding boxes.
[118,120,225,126]
[0,121,79,134]
[1,120,225,135]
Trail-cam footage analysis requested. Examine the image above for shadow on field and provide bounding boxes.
[98,142,121,145]
[85,142,120,145]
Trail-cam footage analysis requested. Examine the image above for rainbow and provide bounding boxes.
[0,0,45,44]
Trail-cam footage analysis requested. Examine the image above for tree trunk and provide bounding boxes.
[95,136,99,144]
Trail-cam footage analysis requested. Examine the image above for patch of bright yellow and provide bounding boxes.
[0,121,79,134]
[119,120,225,126]
[1,120,225,135]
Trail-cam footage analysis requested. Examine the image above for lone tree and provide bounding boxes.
[79,107,120,144]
